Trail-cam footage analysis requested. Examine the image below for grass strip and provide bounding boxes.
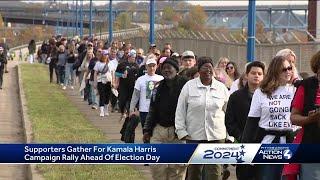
[20,64,144,180]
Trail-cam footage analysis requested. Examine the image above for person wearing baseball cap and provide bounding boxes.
[129,56,163,136]
[128,49,137,58]
[143,57,188,179]
[115,49,140,121]
[179,50,196,78]
[0,47,5,89]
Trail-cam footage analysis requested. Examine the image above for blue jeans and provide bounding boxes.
[257,164,283,180]
[88,81,98,105]
[57,65,65,84]
[78,71,84,96]
[64,63,75,87]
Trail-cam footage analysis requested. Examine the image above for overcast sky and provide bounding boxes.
[24,0,308,6]
[188,1,307,6]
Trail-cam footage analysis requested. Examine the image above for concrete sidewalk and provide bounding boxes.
[0,61,28,179]
[63,87,153,180]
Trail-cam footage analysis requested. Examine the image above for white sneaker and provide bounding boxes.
[120,114,127,121]
[91,105,98,110]
[99,107,105,117]
[62,86,66,90]
[104,105,109,116]
[70,86,74,90]
[60,83,64,86]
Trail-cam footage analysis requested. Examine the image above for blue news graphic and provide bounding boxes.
[0,144,197,163]
[0,144,320,164]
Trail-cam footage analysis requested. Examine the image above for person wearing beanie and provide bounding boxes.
[162,58,179,72]
[175,56,229,180]
[143,57,188,180]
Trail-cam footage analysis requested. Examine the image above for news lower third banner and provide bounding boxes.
[0,144,319,164]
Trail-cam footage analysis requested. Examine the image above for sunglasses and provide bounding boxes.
[155,53,160,56]
[226,66,234,70]
[282,66,293,72]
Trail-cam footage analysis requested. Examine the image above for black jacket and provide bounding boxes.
[299,76,320,143]
[143,75,188,135]
[0,53,5,68]
[225,84,253,142]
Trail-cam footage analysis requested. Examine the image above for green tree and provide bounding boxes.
[140,12,149,23]
[162,6,175,21]
[179,5,208,31]
[0,13,4,28]
[114,12,132,30]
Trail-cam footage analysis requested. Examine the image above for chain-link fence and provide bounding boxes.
[122,29,320,74]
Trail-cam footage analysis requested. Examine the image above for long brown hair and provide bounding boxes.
[260,56,288,97]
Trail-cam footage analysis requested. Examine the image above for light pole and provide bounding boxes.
[149,0,155,44]
[108,0,113,43]
[75,0,78,35]
[247,0,256,62]
[89,0,93,38]
[80,0,83,38]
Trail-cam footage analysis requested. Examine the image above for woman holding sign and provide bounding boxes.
[242,56,296,180]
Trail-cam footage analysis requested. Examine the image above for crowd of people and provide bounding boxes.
[0,39,10,90]
[31,34,320,180]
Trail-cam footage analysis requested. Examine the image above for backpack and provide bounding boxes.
[120,115,140,143]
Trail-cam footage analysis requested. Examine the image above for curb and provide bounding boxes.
[17,63,44,180]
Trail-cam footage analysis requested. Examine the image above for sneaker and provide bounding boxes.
[91,105,98,110]
[120,114,126,121]
[70,86,74,90]
[105,111,110,116]
[62,86,66,90]
[60,83,64,86]
[99,107,105,117]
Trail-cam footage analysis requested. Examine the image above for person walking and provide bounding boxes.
[129,55,163,131]
[63,44,77,90]
[143,57,188,180]
[290,51,320,180]
[0,47,6,89]
[115,49,139,121]
[94,50,112,117]
[175,57,229,180]
[225,61,265,180]
[57,45,67,86]
[242,56,296,180]
[48,39,59,84]
[28,39,36,63]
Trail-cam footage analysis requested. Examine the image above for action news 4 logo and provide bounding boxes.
[258,146,292,160]
[283,149,293,160]
[202,144,246,163]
